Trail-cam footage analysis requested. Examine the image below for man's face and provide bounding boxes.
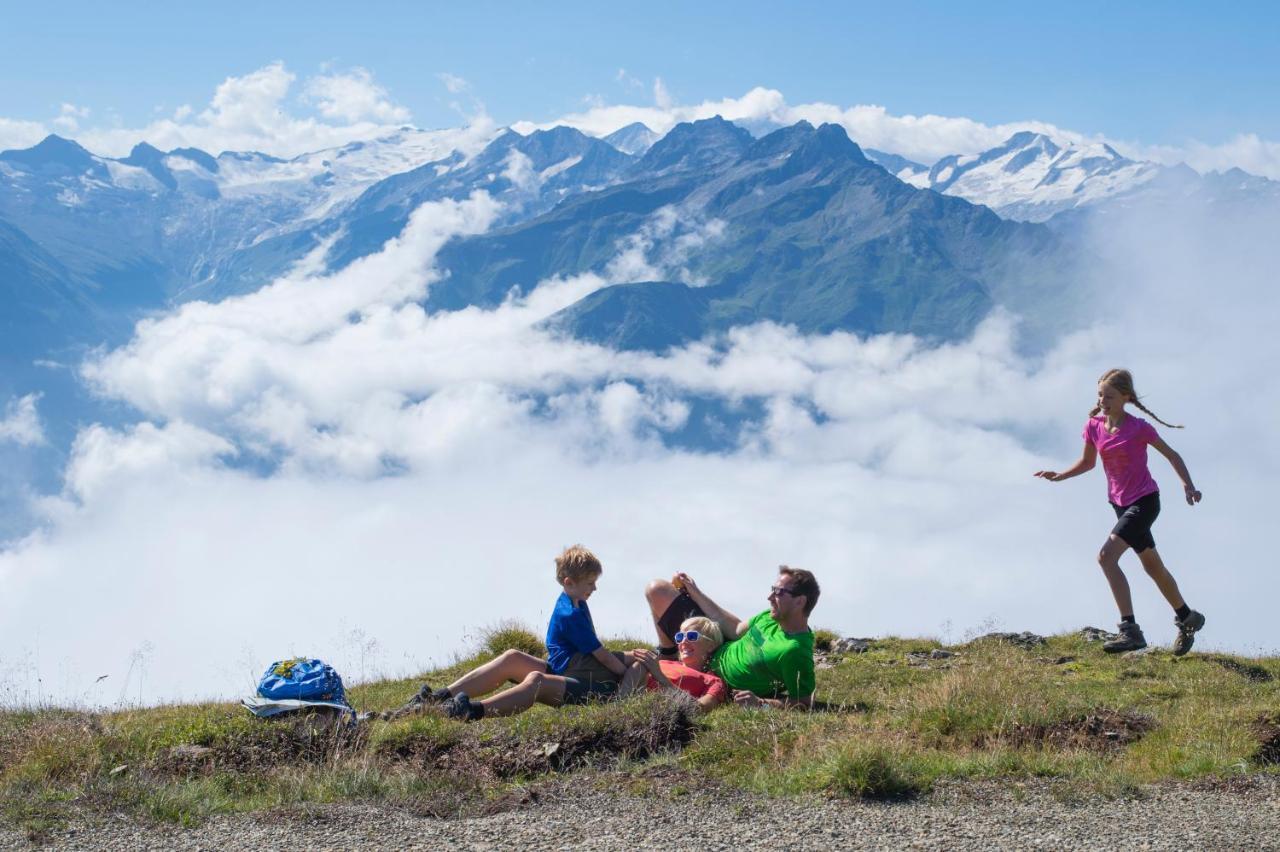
[767,574,805,619]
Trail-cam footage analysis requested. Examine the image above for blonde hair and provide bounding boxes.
[680,616,723,651]
[555,544,602,583]
[1090,368,1183,429]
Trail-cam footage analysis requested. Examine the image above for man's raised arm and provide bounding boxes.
[672,573,747,640]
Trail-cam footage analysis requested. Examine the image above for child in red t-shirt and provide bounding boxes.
[1035,369,1204,655]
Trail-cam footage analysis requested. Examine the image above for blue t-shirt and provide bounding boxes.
[545,592,602,673]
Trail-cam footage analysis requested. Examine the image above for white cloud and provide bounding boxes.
[1132,133,1280,179]
[653,77,674,111]
[64,420,234,502]
[0,395,44,446]
[51,103,90,134]
[438,73,470,95]
[0,63,431,159]
[0,117,49,151]
[304,67,410,124]
[501,148,539,192]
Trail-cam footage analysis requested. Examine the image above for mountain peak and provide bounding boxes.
[744,121,867,167]
[635,116,753,174]
[120,142,176,190]
[0,134,102,174]
[603,122,660,156]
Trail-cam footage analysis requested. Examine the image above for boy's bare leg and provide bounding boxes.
[447,649,547,698]
[1097,535,1135,616]
[1136,547,1187,610]
[479,672,569,717]
[617,662,648,698]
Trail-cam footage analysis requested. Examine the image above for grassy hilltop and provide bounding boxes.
[3,626,1279,840]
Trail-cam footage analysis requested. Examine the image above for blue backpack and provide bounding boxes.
[257,658,349,705]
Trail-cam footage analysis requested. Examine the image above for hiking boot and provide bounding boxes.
[1103,622,1147,654]
[381,684,448,721]
[1172,610,1206,657]
[443,692,481,722]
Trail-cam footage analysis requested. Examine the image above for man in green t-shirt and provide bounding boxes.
[645,566,819,710]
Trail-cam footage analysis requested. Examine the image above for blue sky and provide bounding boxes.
[2,0,1278,147]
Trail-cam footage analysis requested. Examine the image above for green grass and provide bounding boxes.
[3,629,1279,837]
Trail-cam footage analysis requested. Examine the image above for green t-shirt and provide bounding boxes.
[711,610,815,699]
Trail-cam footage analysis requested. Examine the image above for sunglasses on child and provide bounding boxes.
[673,630,701,643]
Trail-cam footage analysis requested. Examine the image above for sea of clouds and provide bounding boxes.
[1,169,1277,707]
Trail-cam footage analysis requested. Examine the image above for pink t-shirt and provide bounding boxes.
[646,659,728,704]
[1082,415,1160,506]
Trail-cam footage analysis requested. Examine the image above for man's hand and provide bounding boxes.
[672,572,701,596]
[733,690,766,708]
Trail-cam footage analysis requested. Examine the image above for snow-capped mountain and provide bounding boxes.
[868,131,1280,225]
[866,131,1163,222]
[865,130,1167,220]
[603,122,661,156]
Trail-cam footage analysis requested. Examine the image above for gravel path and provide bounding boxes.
[4,778,1279,851]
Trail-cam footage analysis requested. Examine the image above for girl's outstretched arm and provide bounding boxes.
[1149,437,1202,505]
[1034,441,1097,482]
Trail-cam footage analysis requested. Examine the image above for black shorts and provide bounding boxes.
[656,590,707,644]
[551,652,624,705]
[1110,490,1160,554]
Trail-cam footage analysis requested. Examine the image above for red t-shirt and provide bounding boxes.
[646,659,728,703]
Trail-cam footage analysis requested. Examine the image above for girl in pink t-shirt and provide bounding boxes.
[1035,369,1204,655]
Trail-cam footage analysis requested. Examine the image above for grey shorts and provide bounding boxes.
[553,651,624,704]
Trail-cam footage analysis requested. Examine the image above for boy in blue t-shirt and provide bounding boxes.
[405,545,631,721]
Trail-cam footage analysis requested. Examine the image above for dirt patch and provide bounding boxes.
[1205,656,1274,683]
[152,710,368,777]
[388,696,699,782]
[1251,714,1280,766]
[1005,709,1154,753]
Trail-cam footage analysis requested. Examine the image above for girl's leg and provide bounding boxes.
[1097,535,1135,617]
[1135,547,1187,610]
[479,672,568,718]
[447,649,546,698]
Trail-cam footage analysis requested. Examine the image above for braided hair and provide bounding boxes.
[1088,368,1183,429]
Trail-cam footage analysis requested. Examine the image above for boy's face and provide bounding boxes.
[561,572,600,602]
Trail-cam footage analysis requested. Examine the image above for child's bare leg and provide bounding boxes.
[1135,547,1187,610]
[447,649,546,698]
[479,672,568,718]
[618,662,648,698]
[1097,535,1135,617]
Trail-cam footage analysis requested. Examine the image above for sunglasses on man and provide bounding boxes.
[769,585,800,598]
